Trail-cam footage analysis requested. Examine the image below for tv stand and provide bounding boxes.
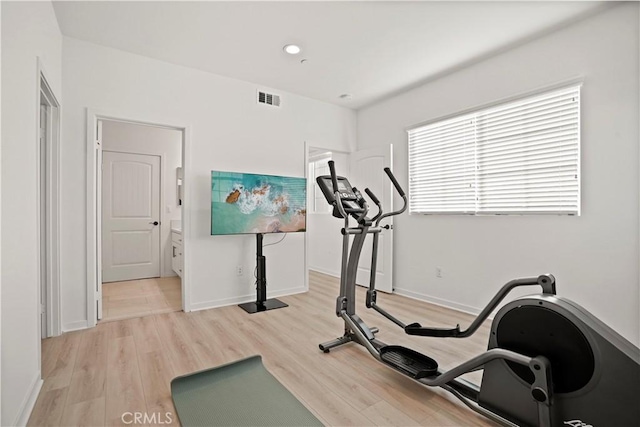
[238,233,288,314]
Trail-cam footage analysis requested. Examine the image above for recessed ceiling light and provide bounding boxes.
[283,44,301,55]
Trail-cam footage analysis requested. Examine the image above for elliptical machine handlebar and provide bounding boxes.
[384,167,405,197]
[370,167,408,226]
[365,188,383,222]
[326,159,351,221]
[364,188,380,205]
[328,160,339,195]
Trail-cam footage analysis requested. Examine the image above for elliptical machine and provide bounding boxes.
[316,160,640,427]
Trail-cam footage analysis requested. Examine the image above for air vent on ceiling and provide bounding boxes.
[258,91,281,107]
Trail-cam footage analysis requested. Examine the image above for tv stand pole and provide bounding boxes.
[238,233,288,314]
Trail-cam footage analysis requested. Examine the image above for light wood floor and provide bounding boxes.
[29,271,496,427]
[101,277,181,322]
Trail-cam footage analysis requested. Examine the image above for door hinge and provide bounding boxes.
[40,303,45,314]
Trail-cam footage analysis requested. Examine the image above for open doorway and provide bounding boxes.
[305,143,395,293]
[97,119,183,322]
[305,145,351,279]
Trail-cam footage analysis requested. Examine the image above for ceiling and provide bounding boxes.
[52,1,609,110]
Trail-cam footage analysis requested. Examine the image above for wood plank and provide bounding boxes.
[361,400,421,426]
[59,397,106,427]
[131,316,162,354]
[136,350,179,426]
[153,312,204,376]
[170,312,226,367]
[41,336,62,378]
[27,387,68,427]
[41,331,81,392]
[195,308,256,362]
[107,318,135,339]
[136,350,174,411]
[66,325,109,405]
[105,336,147,426]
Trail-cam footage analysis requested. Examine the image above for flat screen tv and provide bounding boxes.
[211,171,307,235]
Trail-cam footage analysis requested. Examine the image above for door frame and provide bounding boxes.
[36,58,62,339]
[86,108,192,327]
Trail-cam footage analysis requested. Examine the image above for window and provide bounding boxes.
[408,85,581,215]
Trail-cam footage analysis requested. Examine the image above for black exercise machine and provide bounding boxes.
[316,160,640,427]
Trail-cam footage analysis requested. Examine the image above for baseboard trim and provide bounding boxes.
[14,372,43,426]
[190,286,308,312]
[308,266,340,278]
[62,320,89,332]
[309,270,486,319]
[393,288,483,317]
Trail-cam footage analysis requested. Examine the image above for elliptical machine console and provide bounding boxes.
[316,175,366,220]
[317,160,640,427]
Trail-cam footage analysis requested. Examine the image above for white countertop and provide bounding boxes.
[170,220,182,234]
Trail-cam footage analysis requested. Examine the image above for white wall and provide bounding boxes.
[1,1,63,424]
[60,37,356,327]
[357,4,640,345]
[101,120,183,279]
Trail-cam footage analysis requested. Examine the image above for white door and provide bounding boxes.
[102,151,161,283]
[349,145,394,293]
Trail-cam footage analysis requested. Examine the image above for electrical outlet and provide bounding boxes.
[236,265,243,276]
[435,267,443,278]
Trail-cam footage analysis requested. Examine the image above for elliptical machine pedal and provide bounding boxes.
[379,345,438,379]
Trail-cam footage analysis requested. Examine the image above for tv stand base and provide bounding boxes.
[238,298,288,314]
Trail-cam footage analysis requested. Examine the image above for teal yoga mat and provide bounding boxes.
[171,355,323,426]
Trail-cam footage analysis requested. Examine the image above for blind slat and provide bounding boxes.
[477,135,577,157]
[476,116,578,142]
[479,88,579,119]
[477,95,578,128]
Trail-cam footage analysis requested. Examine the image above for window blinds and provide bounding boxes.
[408,114,477,213]
[408,85,580,215]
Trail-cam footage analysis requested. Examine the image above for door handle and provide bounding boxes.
[150,221,159,226]
[381,224,393,230]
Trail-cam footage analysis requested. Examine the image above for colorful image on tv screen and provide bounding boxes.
[211,171,307,235]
